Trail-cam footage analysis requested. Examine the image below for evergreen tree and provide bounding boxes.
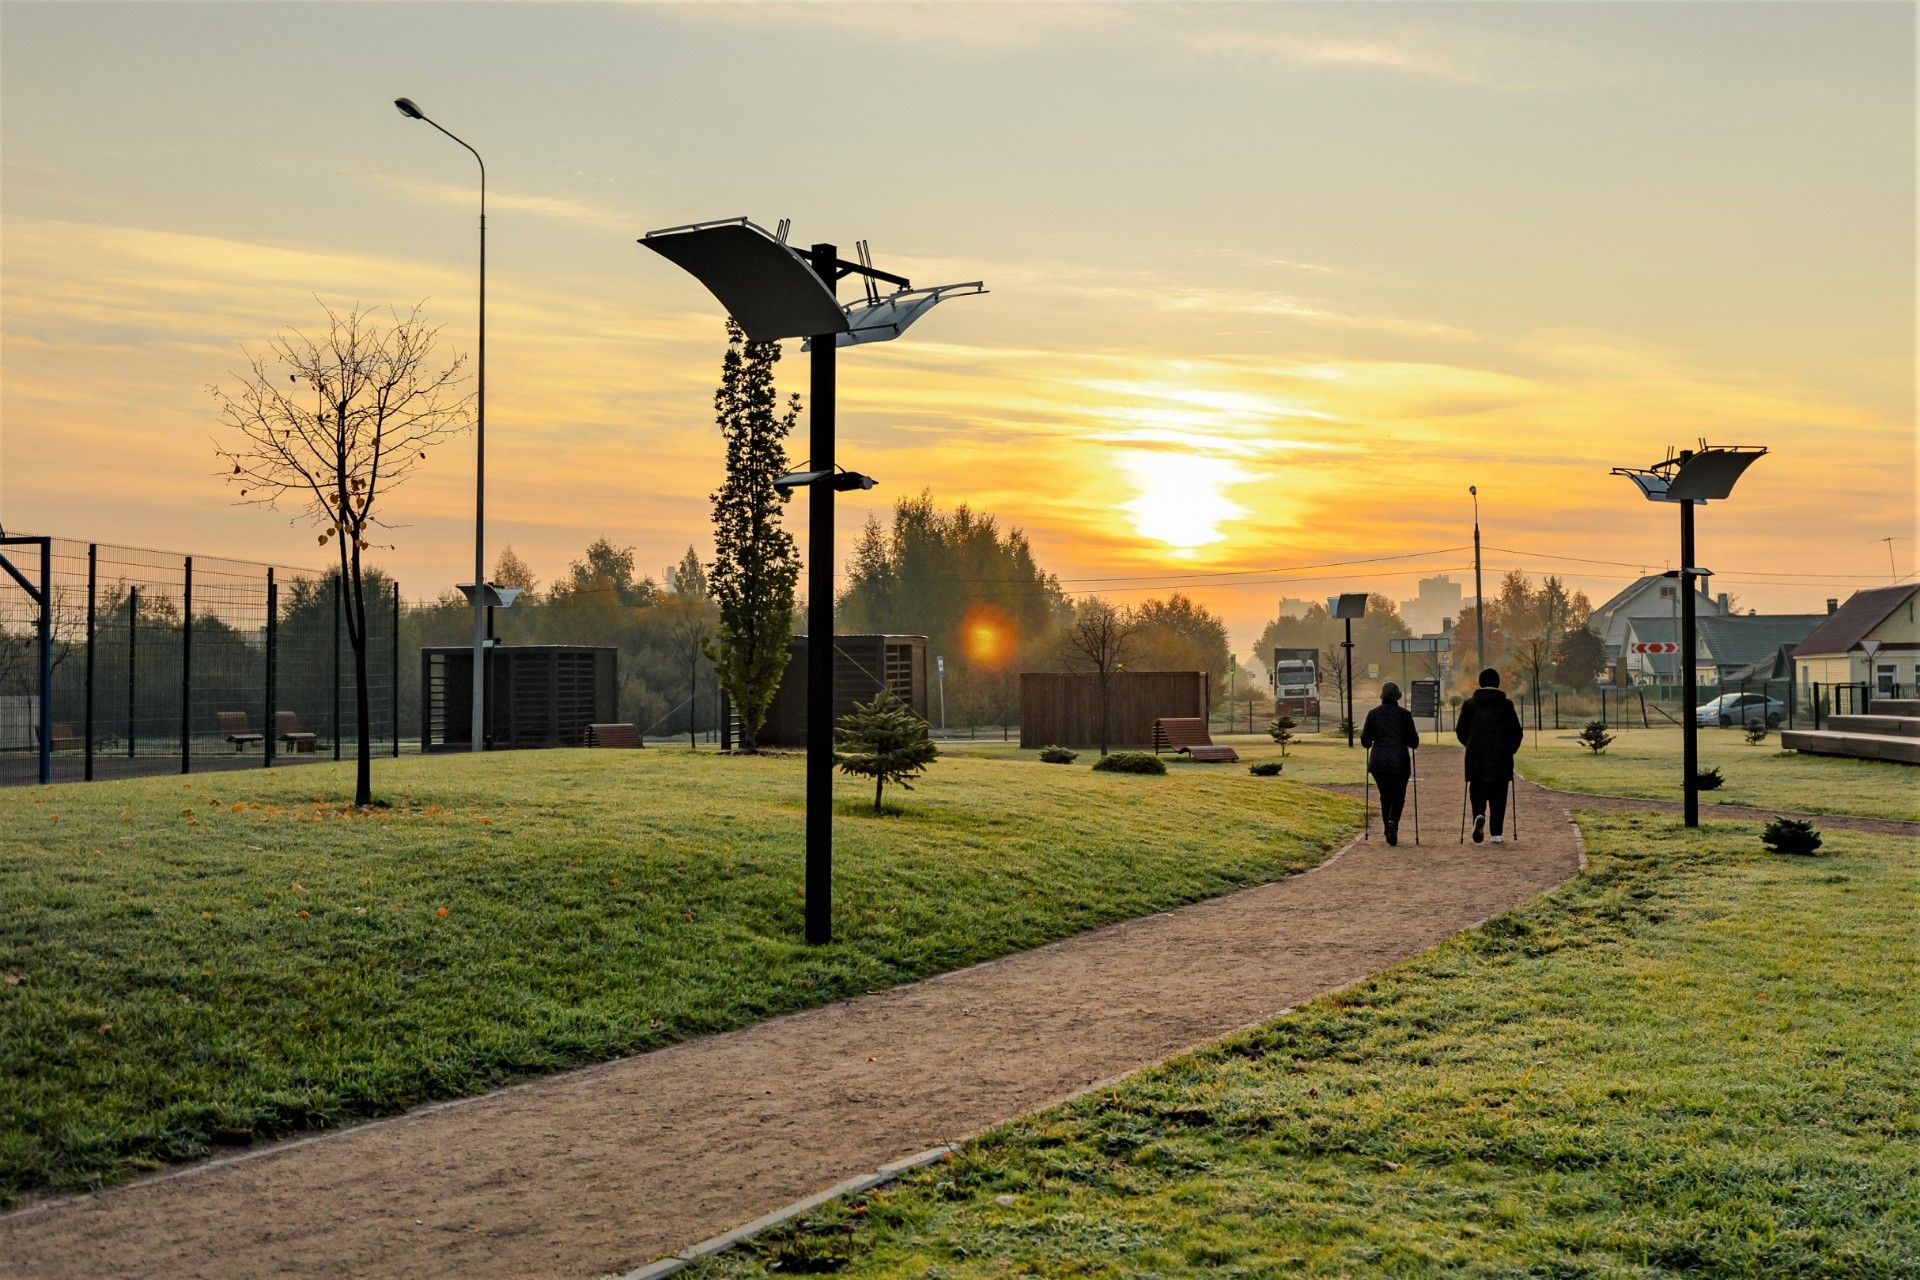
[667,546,708,602]
[1268,714,1297,755]
[835,689,938,812]
[705,320,801,751]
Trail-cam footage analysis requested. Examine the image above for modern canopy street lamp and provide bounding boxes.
[641,217,984,944]
[1611,442,1766,827]
[394,96,489,752]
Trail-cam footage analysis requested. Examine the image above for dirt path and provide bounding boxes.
[1,772,1586,1280]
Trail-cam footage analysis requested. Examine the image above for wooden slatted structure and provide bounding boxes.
[420,646,618,751]
[1151,716,1239,762]
[1019,671,1208,749]
[584,723,642,748]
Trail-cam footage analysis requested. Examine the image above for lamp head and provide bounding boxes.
[394,97,425,120]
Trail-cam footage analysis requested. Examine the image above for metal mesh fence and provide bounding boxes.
[0,535,401,785]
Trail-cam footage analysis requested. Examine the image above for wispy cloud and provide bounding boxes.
[358,170,640,233]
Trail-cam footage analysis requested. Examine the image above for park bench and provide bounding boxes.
[48,723,83,752]
[585,723,643,749]
[275,711,318,754]
[1152,716,1239,763]
[217,712,264,752]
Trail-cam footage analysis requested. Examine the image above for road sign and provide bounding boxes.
[937,654,945,676]
[1366,663,1379,679]
[1632,641,1680,654]
[1389,635,1452,653]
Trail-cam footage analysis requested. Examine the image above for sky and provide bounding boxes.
[2,1,1914,659]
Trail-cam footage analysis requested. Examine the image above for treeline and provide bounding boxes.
[1246,570,1606,703]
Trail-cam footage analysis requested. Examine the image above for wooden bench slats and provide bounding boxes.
[1151,716,1239,763]
[586,723,643,749]
[275,711,318,752]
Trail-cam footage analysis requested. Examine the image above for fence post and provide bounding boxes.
[265,570,277,769]
[127,585,138,759]
[1554,691,1559,730]
[180,555,192,775]
[392,581,401,758]
[37,540,52,785]
[332,575,342,761]
[85,544,97,782]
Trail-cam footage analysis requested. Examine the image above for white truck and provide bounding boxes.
[1271,647,1321,717]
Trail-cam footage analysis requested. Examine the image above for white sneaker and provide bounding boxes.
[1492,834,1506,844]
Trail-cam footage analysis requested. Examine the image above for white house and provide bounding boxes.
[1587,573,1728,684]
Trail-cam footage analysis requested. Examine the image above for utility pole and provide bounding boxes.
[1470,485,1485,676]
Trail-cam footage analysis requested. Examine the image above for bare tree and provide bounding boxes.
[212,302,470,805]
[1063,597,1137,756]
[666,600,716,750]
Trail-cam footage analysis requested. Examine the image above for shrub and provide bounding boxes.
[1248,761,1283,777]
[1092,751,1167,775]
[1578,721,1614,755]
[1267,715,1296,756]
[1337,717,1355,738]
[1695,766,1724,791]
[1761,816,1823,857]
[1744,721,1769,746]
[1038,745,1078,764]
[834,689,937,813]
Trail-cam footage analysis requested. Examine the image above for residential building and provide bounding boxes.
[1791,585,1920,697]
[1621,613,1826,686]
[1275,597,1315,620]
[1586,573,1728,683]
[1397,574,1462,637]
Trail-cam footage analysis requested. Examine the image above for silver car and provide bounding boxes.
[1695,692,1785,728]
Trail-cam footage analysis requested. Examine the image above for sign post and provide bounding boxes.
[937,653,946,731]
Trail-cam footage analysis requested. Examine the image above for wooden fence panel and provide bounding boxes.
[1019,671,1207,748]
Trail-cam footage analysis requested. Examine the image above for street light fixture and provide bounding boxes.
[1612,442,1766,827]
[394,96,489,754]
[641,217,984,944]
[1329,592,1367,748]
[1470,485,1485,676]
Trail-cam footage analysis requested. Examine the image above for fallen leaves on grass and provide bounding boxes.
[435,907,450,917]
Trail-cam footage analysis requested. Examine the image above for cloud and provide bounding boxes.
[357,171,641,233]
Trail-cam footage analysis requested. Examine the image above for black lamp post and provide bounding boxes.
[641,219,983,943]
[394,96,489,753]
[1330,593,1367,747]
[1612,443,1766,827]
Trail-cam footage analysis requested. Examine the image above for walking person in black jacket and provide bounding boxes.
[1361,681,1419,846]
[1455,668,1525,844]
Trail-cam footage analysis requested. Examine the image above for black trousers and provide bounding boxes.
[1372,770,1409,829]
[1470,778,1509,836]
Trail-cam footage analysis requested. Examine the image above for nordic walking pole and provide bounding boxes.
[1362,767,1371,840]
[1459,777,1469,844]
[1510,776,1519,843]
[1411,748,1420,845]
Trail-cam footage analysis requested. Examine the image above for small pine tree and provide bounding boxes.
[1578,721,1614,755]
[835,689,938,813]
[1744,721,1769,746]
[1695,766,1724,791]
[1268,714,1297,756]
[1761,816,1822,856]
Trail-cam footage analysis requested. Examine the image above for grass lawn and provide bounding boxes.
[940,730,1391,788]
[1513,726,1920,822]
[0,748,1352,1204]
[698,813,1919,1278]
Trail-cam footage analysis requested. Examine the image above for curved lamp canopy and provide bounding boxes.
[641,218,849,343]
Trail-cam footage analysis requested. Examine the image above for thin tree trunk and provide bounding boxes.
[874,774,884,813]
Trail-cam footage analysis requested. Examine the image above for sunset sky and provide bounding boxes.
[3,1,1913,656]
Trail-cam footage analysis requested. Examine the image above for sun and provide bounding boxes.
[1118,451,1249,551]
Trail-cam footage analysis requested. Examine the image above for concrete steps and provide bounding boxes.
[1783,699,1920,763]
[1826,714,1920,738]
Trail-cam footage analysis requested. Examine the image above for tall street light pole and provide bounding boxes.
[806,242,838,944]
[641,218,983,944]
[1612,443,1766,828]
[395,96,487,753]
[1470,485,1485,676]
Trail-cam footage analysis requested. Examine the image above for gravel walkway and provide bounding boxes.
[2,772,1587,1280]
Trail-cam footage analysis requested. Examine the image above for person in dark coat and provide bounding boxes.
[1455,667,1524,844]
[1360,681,1419,846]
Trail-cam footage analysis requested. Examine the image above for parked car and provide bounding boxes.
[1695,692,1784,728]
